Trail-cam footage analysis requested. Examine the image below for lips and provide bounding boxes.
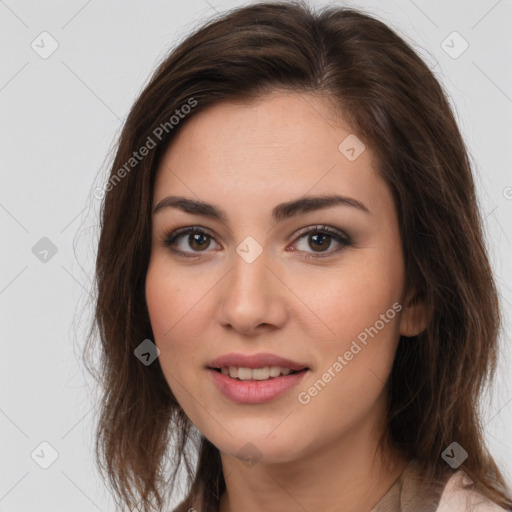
[208,368,308,404]
[207,352,309,372]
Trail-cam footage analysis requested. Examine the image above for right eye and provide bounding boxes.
[163,227,222,258]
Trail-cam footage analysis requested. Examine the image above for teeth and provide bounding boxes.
[220,366,298,381]
[251,367,270,380]
[269,366,282,377]
[238,367,253,380]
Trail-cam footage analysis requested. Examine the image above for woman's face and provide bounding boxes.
[146,91,422,465]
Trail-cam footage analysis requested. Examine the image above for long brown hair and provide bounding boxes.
[83,1,512,510]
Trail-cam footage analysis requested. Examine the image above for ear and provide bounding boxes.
[399,288,430,337]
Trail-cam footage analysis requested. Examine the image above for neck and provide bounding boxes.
[217,424,408,512]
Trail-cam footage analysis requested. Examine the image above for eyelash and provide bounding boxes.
[162,225,353,260]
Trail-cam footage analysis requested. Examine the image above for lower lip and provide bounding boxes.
[207,368,308,404]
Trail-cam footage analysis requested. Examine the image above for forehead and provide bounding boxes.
[153,91,389,218]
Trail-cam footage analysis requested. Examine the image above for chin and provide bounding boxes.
[212,427,306,466]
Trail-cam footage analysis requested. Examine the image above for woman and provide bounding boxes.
[85,1,512,511]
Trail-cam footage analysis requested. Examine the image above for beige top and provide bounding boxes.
[370,459,509,511]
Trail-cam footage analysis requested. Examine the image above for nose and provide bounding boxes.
[215,246,288,335]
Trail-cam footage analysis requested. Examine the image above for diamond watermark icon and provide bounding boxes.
[236,442,262,468]
[441,31,469,59]
[338,134,365,161]
[134,339,160,366]
[31,441,59,469]
[236,236,263,264]
[32,237,58,263]
[442,441,468,468]
[31,31,59,59]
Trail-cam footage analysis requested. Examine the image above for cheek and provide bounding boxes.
[289,258,403,425]
[145,256,215,361]
[294,297,401,442]
[145,258,207,413]
[145,260,178,339]
[145,258,185,353]
[290,257,403,353]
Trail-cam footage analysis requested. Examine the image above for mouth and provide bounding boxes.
[206,365,310,404]
[206,352,310,403]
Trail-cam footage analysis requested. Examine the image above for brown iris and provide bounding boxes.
[188,233,210,251]
[308,233,331,252]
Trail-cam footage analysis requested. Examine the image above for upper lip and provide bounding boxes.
[207,352,309,371]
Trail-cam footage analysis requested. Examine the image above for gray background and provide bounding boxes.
[1,0,511,510]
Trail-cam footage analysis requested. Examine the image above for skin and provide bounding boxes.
[145,90,428,512]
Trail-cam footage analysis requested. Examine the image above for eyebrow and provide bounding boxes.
[153,194,370,222]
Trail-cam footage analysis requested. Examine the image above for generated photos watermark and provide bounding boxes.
[94,97,198,200]
[297,301,403,405]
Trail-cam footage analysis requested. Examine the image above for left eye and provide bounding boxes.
[163,225,352,259]
[292,226,352,259]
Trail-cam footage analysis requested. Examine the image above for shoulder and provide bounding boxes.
[437,470,509,512]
